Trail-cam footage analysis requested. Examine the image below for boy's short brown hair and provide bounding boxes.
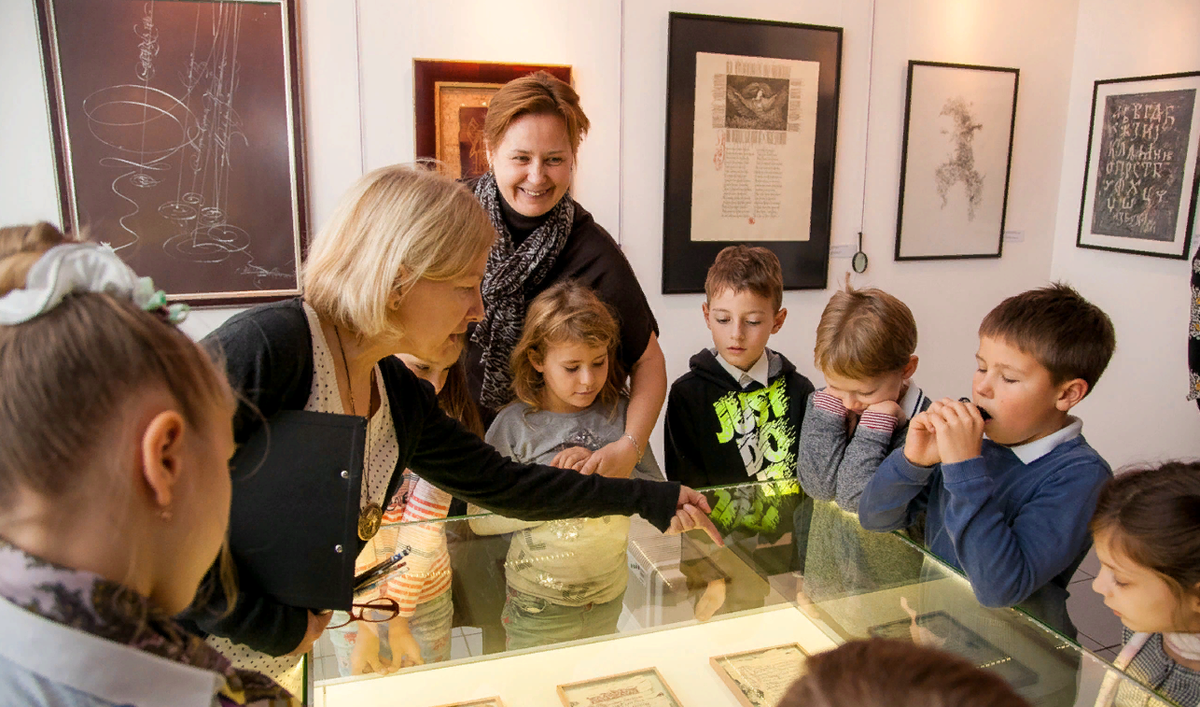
[779,638,1031,707]
[704,245,783,311]
[979,282,1115,394]
[813,281,917,379]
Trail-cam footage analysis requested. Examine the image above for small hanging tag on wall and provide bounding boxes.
[852,232,868,273]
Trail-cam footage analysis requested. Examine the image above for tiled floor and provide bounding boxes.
[1067,547,1123,661]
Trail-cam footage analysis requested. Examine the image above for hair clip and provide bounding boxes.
[133,277,189,324]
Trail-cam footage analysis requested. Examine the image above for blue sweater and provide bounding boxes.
[858,435,1110,617]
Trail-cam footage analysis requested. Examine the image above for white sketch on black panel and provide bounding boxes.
[82,1,277,280]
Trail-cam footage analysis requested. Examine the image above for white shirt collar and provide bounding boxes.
[994,416,1083,465]
[898,381,925,423]
[717,350,771,389]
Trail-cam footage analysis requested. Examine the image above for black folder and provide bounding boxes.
[228,410,366,611]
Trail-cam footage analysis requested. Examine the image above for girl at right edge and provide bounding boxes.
[1091,461,1200,706]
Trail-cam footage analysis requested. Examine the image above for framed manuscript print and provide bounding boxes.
[413,60,572,180]
[1076,71,1200,259]
[710,643,808,707]
[557,668,683,707]
[662,13,843,293]
[34,0,307,306]
[894,61,1019,261]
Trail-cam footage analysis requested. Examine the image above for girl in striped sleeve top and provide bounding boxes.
[331,336,485,676]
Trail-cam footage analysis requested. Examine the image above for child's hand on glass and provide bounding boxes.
[386,616,425,670]
[927,398,985,464]
[349,623,391,675]
[550,446,593,472]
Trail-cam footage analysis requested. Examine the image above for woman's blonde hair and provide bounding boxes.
[0,222,238,608]
[303,164,496,340]
[509,281,626,413]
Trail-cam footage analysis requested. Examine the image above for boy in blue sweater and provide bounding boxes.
[858,284,1116,636]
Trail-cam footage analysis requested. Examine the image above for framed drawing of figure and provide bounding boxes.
[894,61,1020,261]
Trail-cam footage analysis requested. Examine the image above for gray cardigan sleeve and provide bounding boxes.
[796,391,897,513]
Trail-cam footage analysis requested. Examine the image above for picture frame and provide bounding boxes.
[557,667,684,707]
[710,643,808,707]
[414,60,573,180]
[662,13,843,293]
[34,0,308,307]
[425,699,505,707]
[1076,71,1200,259]
[894,61,1019,261]
[869,610,1038,688]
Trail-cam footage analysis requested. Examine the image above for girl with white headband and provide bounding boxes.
[1091,461,1200,707]
[0,223,290,706]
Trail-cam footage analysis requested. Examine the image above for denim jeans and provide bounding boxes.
[501,586,625,651]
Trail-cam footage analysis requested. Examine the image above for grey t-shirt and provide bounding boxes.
[470,399,664,605]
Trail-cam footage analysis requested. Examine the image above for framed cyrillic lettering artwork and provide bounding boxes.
[1077,71,1200,259]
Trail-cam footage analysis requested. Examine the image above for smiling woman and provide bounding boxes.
[466,72,666,480]
[188,164,716,682]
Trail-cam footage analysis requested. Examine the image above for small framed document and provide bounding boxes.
[710,643,808,707]
[557,668,683,707]
[426,699,504,707]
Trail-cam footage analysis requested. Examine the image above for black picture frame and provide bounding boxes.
[1076,71,1200,260]
[662,13,843,294]
[34,0,308,307]
[894,61,1019,261]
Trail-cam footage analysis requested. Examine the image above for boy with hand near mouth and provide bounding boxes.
[665,245,815,489]
[858,284,1116,636]
[798,282,928,514]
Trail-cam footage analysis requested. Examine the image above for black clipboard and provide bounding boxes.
[228,409,366,611]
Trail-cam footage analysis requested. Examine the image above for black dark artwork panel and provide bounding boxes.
[1091,89,1195,241]
[37,0,306,305]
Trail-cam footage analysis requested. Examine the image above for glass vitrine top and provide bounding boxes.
[311,480,1173,707]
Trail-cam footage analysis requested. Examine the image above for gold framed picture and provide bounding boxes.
[710,643,808,707]
[557,667,683,707]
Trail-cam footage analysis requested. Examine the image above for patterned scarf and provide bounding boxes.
[0,539,292,706]
[472,170,575,409]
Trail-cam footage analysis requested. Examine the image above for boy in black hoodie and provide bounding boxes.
[665,246,815,490]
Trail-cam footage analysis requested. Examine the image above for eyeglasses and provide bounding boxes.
[326,597,400,630]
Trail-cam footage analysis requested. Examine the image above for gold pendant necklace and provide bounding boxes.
[333,323,381,542]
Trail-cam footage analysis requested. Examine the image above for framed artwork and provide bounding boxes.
[870,610,1038,688]
[1076,71,1200,259]
[710,643,808,707]
[662,13,843,293]
[34,0,307,306]
[414,60,572,180]
[425,699,505,707]
[557,668,683,707]
[894,61,1019,261]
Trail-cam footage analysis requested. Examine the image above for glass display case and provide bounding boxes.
[310,481,1174,707]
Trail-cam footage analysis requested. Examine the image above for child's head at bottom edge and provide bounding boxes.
[703,245,788,373]
[509,280,626,414]
[0,222,237,617]
[972,282,1115,447]
[813,280,918,413]
[1090,461,1200,636]
[778,637,1031,707]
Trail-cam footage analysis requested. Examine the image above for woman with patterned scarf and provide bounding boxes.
[0,223,291,706]
[467,71,666,480]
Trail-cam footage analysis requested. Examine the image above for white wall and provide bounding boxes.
[2,0,1195,465]
[1048,0,1200,468]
